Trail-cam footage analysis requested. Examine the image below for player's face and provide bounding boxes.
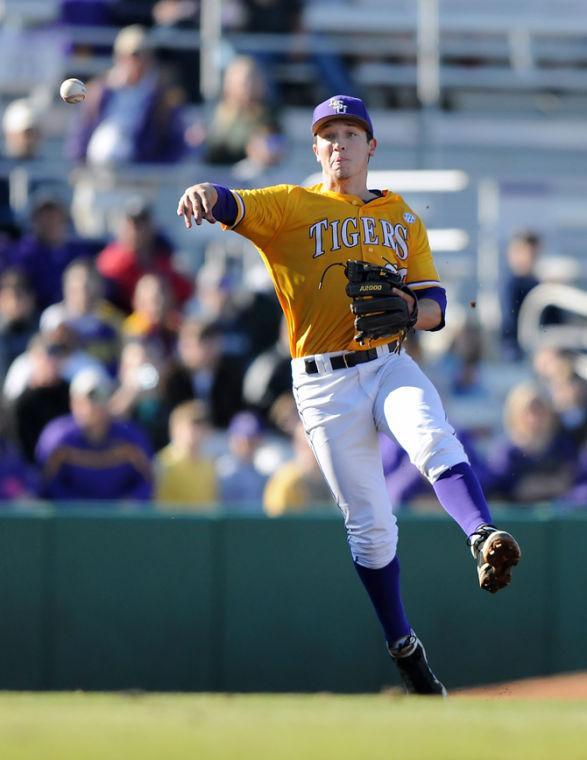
[313,120,376,182]
[70,393,110,434]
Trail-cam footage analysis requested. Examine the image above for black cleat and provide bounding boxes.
[468,525,521,594]
[388,633,447,697]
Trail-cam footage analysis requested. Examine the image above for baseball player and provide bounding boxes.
[177,95,521,696]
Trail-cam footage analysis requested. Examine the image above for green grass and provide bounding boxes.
[0,692,586,760]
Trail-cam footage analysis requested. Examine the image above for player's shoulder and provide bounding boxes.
[232,183,298,198]
[382,191,424,227]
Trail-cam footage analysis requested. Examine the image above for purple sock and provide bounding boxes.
[433,462,493,537]
[354,556,411,646]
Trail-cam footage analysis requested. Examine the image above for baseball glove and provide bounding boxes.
[343,259,418,346]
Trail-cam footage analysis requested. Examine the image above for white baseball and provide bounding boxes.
[59,78,87,104]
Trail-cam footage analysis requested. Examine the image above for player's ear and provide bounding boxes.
[312,141,319,162]
[368,138,377,157]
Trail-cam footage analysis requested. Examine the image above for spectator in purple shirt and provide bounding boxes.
[9,191,93,312]
[485,382,578,504]
[66,24,186,165]
[35,366,153,502]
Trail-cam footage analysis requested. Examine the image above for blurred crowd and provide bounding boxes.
[0,182,586,515]
[0,28,285,172]
[0,2,586,515]
[0,180,340,514]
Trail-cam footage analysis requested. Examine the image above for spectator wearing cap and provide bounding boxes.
[216,411,267,512]
[39,257,123,375]
[154,399,218,509]
[96,196,192,312]
[2,98,42,160]
[66,24,187,165]
[35,366,153,502]
[9,191,94,312]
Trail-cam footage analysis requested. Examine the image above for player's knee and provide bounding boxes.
[411,430,468,482]
[347,525,398,569]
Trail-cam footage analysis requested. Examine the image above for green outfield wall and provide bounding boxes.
[1,509,586,692]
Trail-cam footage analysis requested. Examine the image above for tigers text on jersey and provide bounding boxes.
[223,183,440,358]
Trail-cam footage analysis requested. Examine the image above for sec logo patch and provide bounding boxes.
[403,212,416,224]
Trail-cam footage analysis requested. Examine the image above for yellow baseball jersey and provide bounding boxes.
[224,183,440,358]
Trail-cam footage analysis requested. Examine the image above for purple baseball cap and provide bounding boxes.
[311,95,374,137]
[228,411,263,439]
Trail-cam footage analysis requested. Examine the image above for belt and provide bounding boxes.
[304,341,398,374]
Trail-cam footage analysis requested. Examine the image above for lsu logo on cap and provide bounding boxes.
[403,212,416,224]
[328,98,348,114]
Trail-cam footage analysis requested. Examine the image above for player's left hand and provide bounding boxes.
[391,287,417,318]
[342,259,419,345]
[177,183,218,228]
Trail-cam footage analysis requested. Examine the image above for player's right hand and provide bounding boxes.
[177,183,218,228]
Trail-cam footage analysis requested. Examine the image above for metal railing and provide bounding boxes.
[517,283,587,355]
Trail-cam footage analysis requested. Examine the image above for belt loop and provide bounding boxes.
[316,354,329,374]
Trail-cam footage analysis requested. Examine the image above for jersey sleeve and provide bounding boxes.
[222,184,293,249]
[406,214,440,290]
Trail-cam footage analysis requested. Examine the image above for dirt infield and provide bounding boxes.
[456,671,587,699]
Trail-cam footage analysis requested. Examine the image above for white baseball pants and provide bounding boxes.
[291,348,468,569]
